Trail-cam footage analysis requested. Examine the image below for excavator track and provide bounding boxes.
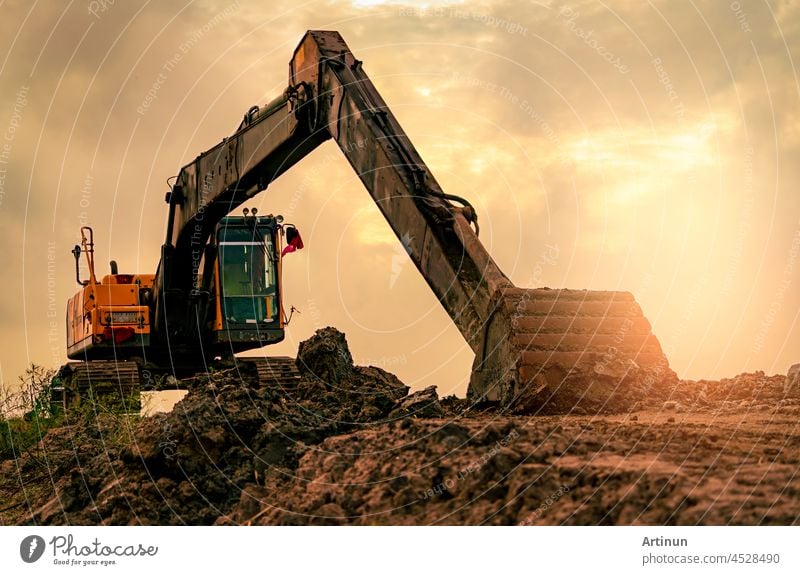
[54,357,308,411]
[54,360,141,410]
[241,356,306,395]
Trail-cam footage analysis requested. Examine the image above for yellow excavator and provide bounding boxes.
[58,31,673,413]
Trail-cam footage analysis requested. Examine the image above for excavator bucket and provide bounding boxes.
[468,287,675,414]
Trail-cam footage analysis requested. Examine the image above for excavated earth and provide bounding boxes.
[1,327,799,525]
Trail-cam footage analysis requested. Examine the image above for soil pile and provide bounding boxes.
[669,372,795,410]
[1,329,798,525]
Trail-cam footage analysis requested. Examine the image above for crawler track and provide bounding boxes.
[242,356,305,394]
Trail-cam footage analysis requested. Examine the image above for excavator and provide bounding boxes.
[57,31,673,413]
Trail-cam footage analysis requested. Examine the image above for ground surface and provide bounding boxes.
[1,329,798,525]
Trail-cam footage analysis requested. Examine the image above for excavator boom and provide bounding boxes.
[154,30,674,413]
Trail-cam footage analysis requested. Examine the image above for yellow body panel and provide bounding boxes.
[66,274,154,359]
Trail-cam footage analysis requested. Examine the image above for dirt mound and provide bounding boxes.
[667,372,798,411]
[227,410,800,525]
[7,328,414,525]
[1,329,798,525]
[293,326,409,421]
[512,355,678,415]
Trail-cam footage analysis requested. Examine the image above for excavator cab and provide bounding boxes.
[209,212,286,352]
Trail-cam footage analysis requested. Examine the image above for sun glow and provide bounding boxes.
[568,116,733,205]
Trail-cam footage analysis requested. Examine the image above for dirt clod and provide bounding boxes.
[389,385,443,419]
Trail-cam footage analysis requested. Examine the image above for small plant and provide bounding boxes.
[0,365,143,462]
[0,364,62,461]
[68,387,141,420]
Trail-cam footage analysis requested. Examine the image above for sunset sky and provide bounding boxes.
[0,0,797,395]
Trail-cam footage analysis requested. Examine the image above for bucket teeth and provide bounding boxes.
[468,288,675,414]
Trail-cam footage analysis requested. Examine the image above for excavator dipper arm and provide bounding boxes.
[156,30,674,413]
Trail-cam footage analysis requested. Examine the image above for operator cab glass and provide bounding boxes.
[217,217,279,328]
